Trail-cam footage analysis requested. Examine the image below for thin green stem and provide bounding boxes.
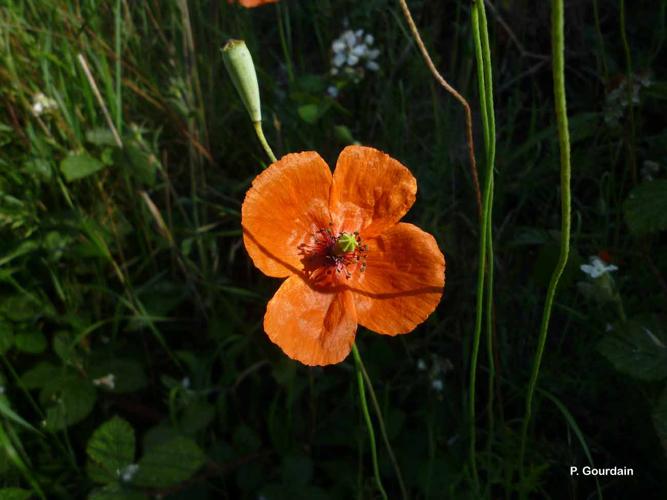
[357,347,408,500]
[619,0,638,185]
[469,1,496,491]
[352,344,388,500]
[253,121,277,164]
[519,0,572,492]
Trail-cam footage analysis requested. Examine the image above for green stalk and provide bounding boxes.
[619,0,638,185]
[254,121,277,164]
[469,1,496,489]
[114,0,122,135]
[478,3,497,477]
[352,344,388,500]
[519,0,572,490]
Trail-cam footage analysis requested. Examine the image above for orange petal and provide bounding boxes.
[264,276,357,365]
[349,223,445,335]
[330,145,417,237]
[233,0,278,7]
[242,152,332,278]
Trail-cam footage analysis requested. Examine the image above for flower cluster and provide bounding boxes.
[31,92,58,117]
[330,29,380,87]
[604,72,652,127]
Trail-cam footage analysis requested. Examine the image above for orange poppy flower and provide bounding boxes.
[228,0,278,8]
[242,146,445,366]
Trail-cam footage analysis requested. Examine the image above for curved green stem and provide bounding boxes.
[352,343,388,500]
[519,0,572,490]
[253,121,277,164]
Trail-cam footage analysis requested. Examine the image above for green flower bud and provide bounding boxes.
[222,39,262,123]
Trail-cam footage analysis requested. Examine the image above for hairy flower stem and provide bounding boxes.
[253,121,277,164]
[519,0,572,493]
[352,344,388,500]
[469,1,496,492]
[356,348,408,500]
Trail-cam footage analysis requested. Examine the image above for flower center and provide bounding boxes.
[298,226,367,284]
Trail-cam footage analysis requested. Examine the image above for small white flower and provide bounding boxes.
[118,463,139,482]
[332,40,346,53]
[641,160,660,181]
[580,256,618,279]
[0,386,5,395]
[416,358,427,371]
[92,373,116,390]
[332,52,346,68]
[31,92,58,117]
[181,377,191,389]
[364,34,374,45]
[327,86,339,98]
[366,61,380,71]
[431,379,444,392]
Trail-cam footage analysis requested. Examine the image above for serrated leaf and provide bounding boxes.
[88,358,147,394]
[40,374,96,431]
[86,416,135,484]
[133,435,205,488]
[598,320,667,381]
[60,152,105,182]
[624,180,667,235]
[653,387,667,454]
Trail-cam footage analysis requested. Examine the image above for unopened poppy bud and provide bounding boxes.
[222,39,262,123]
[334,232,358,255]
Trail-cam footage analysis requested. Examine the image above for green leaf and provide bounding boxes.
[0,294,43,322]
[88,358,147,394]
[624,180,667,235]
[60,152,105,182]
[40,373,97,431]
[653,387,667,454]
[88,483,147,500]
[20,362,59,389]
[598,320,667,381]
[281,455,313,487]
[0,320,13,354]
[85,128,117,146]
[133,435,205,488]
[124,143,157,186]
[180,401,215,434]
[297,104,320,124]
[14,330,47,354]
[0,488,33,500]
[86,417,136,484]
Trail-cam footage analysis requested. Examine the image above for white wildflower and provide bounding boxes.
[431,379,444,392]
[181,376,191,389]
[327,86,339,98]
[31,92,58,117]
[330,28,380,81]
[118,463,139,482]
[92,373,116,390]
[0,386,5,395]
[580,256,618,279]
[416,358,427,371]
